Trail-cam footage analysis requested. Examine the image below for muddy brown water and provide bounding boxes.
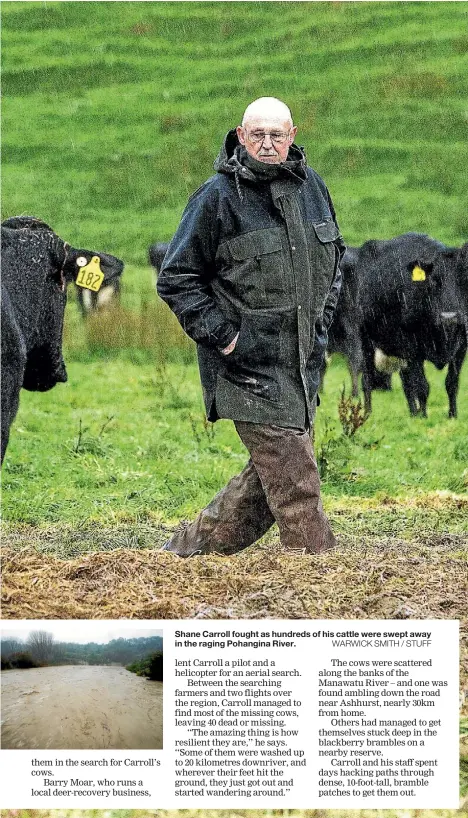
[1,665,163,749]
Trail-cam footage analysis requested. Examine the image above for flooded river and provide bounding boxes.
[1,665,163,749]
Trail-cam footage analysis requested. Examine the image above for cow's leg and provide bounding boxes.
[1,303,27,464]
[349,365,359,398]
[415,362,430,417]
[370,369,393,391]
[347,334,363,397]
[399,362,419,416]
[348,349,361,397]
[400,361,428,416]
[361,335,375,414]
[446,341,466,419]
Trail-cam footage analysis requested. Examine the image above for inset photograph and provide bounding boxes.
[1,625,163,749]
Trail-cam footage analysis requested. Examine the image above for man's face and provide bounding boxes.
[236,115,297,164]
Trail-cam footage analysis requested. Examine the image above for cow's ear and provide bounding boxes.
[63,247,107,294]
[62,247,91,281]
[407,260,433,282]
[45,239,69,289]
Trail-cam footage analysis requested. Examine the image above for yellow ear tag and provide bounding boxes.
[412,265,426,282]
[75,256,105,292]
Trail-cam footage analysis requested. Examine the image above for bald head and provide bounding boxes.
[242,97,293,128]
[237,97,297,164]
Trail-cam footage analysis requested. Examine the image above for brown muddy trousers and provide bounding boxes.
[163,422,336,557]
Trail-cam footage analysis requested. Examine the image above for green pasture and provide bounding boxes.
[2,270,467,540]
[1,2,467,538]
[2,1,467,260]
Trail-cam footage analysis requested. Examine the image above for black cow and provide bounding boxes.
[358,233,467,417]
[1,216,124,462]
[322,246,392,397]
[149,242,170,274]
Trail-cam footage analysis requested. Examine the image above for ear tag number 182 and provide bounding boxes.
[76,256,105,292]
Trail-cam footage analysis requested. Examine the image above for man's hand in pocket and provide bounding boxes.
[221,332,239,356]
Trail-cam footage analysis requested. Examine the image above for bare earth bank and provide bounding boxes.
[1,664,163,749]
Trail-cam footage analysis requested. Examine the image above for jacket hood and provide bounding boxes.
[213,128,308,186]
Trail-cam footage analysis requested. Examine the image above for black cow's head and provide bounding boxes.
[407,242,468,361]
[395,253,439,331]
[25,246,124,391]
[62,247,124,288]
[22,244,68,391]
[410,242,468,323]
[3,217,124,392]
[1,218,67,392]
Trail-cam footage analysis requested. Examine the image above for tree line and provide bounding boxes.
[1,631,163,670]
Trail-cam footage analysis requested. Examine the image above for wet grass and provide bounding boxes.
[2,2,467,261]
[2,1,466,535]
[2,307,467,660]
[2,298,466,659]
[2,317,468,528]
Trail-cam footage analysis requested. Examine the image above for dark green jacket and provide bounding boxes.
[157,131,345,429]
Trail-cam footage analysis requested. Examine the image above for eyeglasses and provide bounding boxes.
[246,130,292,145]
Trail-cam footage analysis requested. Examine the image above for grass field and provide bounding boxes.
[2,289,468,528]
[2,4,466,584]
[2,2,467,258]
[2,291,467,657]
[2,1,467,625]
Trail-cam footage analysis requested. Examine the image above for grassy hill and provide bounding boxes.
[2,1,467,262]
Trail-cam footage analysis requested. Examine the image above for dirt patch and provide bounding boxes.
[3,535,466,621]
[1,533,464,611]
[1,664,163,749]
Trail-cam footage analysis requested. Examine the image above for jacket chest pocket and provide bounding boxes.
[308,219,340,312]
[312,219,340,263]
[223,229,286,308]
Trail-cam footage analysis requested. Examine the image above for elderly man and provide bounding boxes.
[158,97,345,557]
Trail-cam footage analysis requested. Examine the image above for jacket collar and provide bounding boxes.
[214,129,308,186]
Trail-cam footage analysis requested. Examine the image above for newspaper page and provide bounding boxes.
[1,3,466,818]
